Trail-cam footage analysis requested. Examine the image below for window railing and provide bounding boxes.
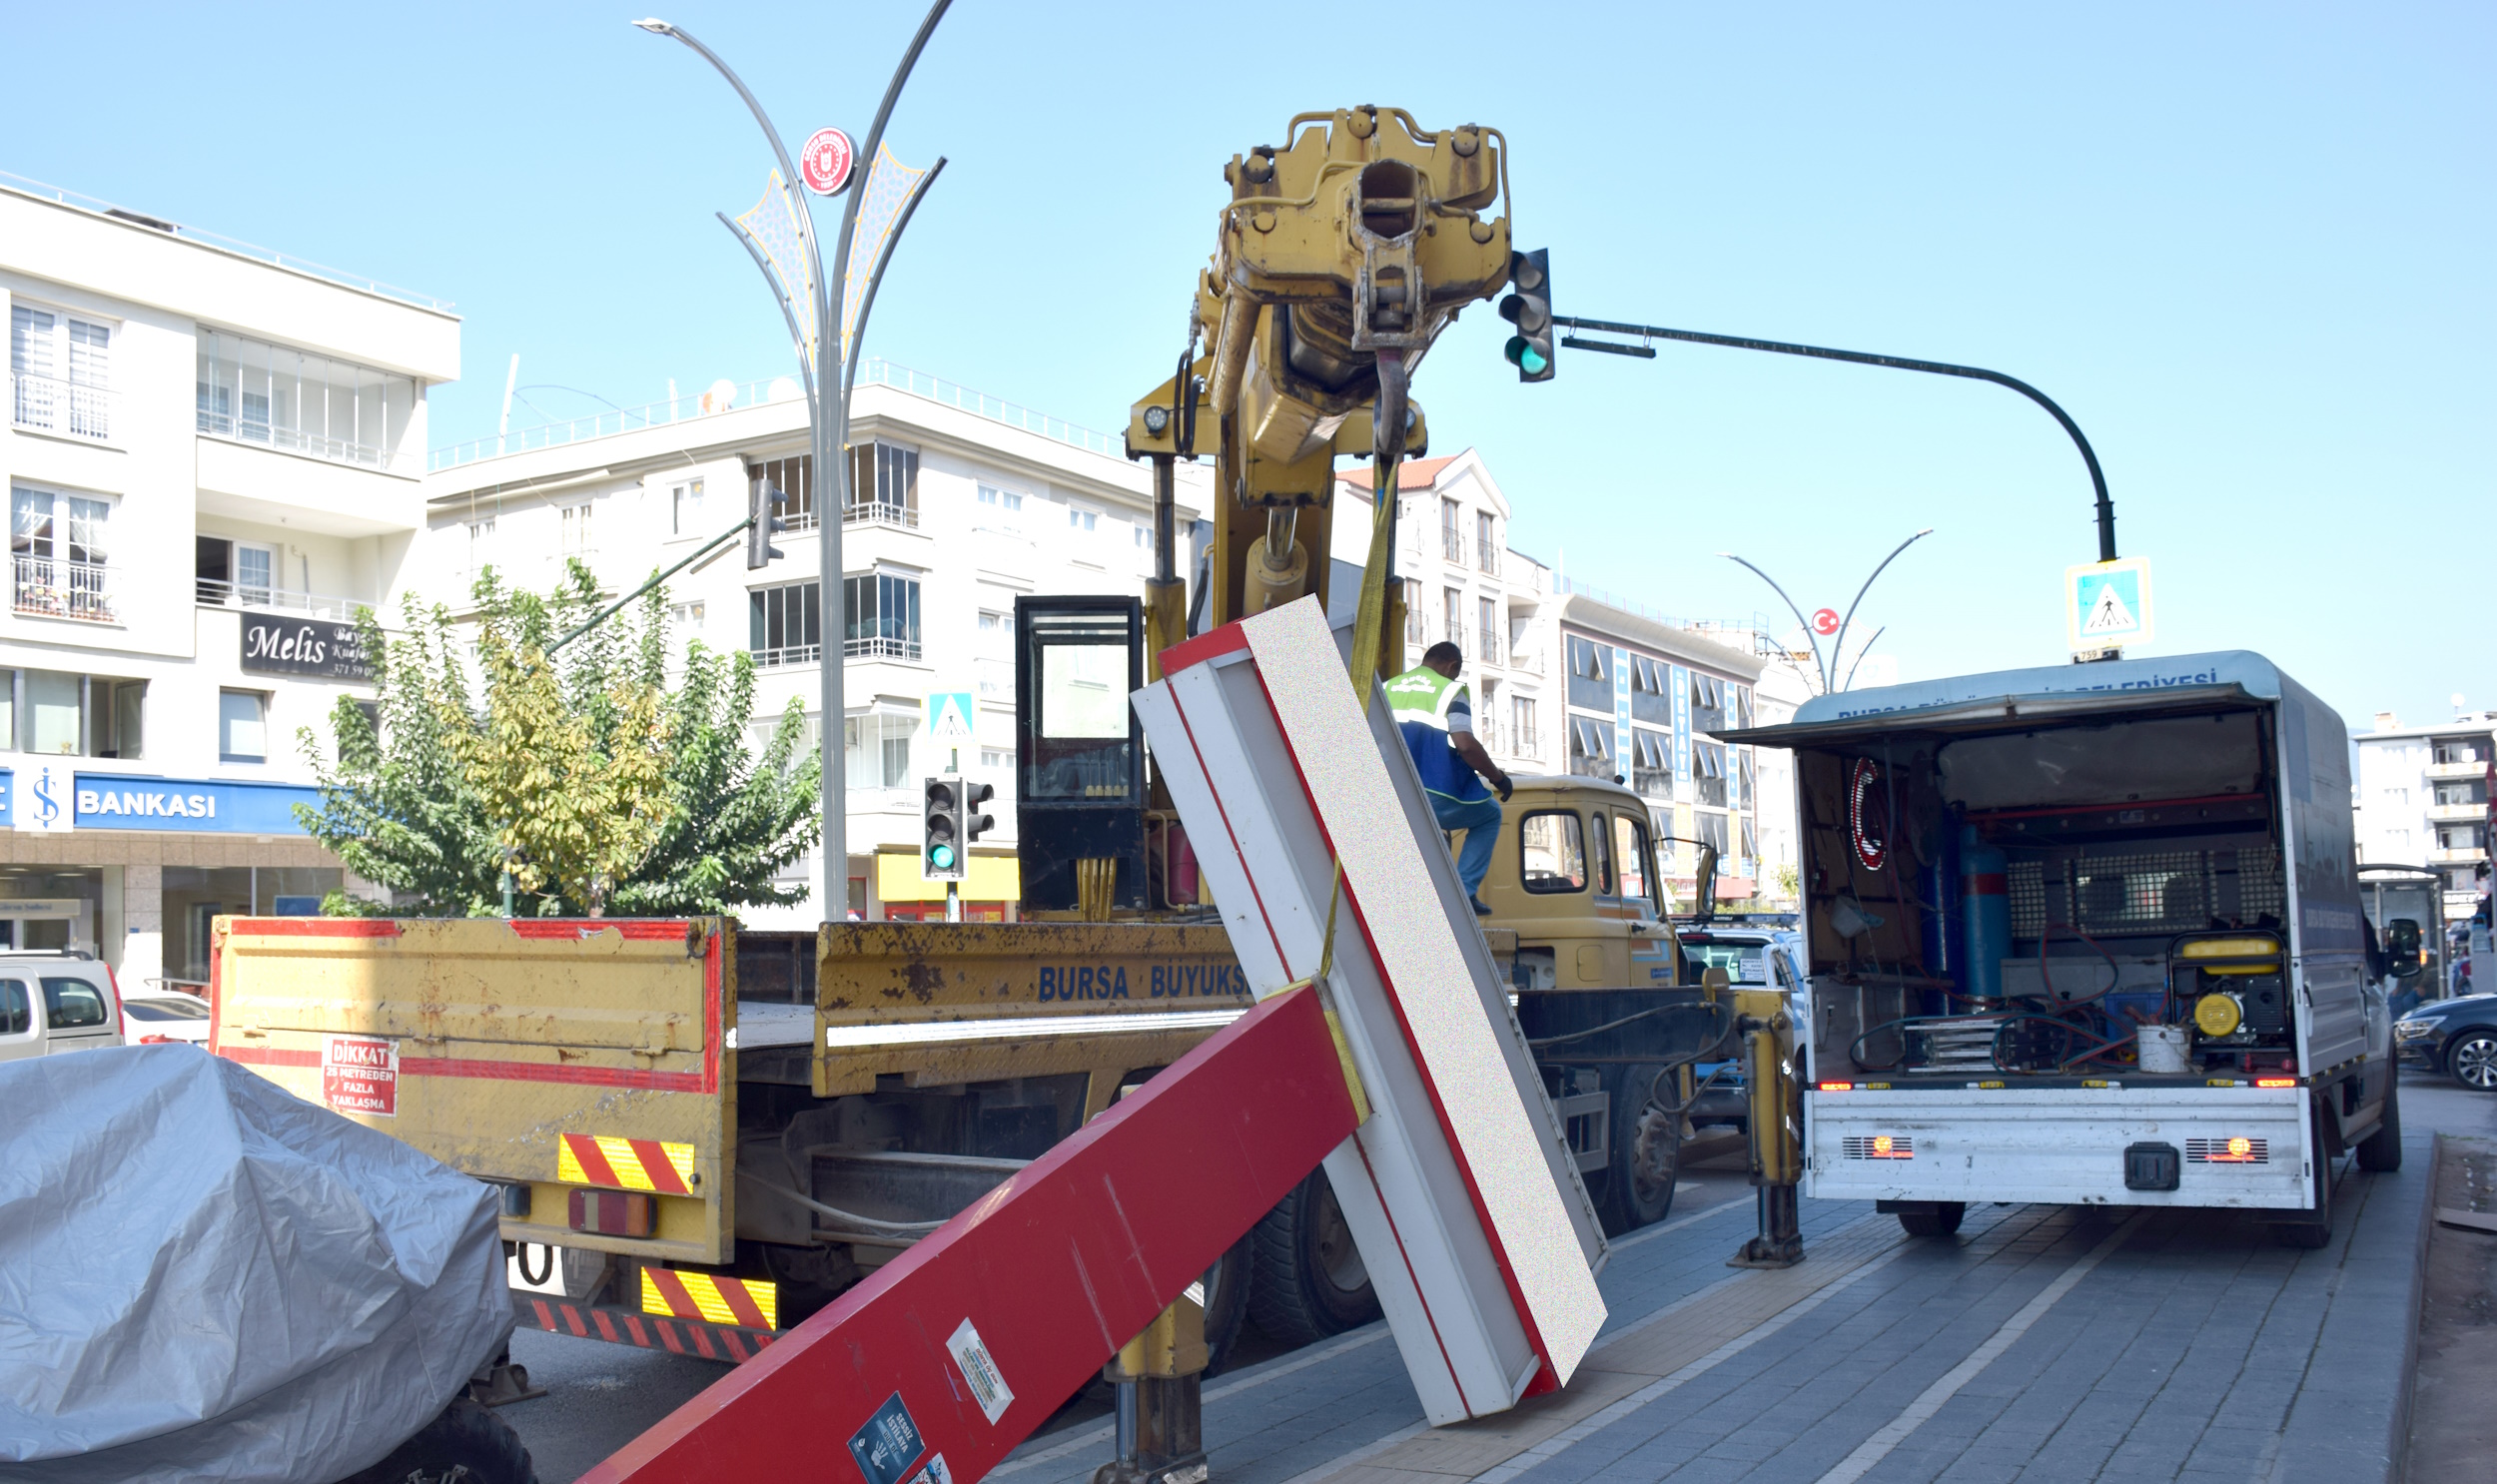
[844,635,923,661]
[1442,529,1465,563]
[194,580,374,621]
[12,373,112,441]
[1477,628,1503,665]
[15,555,113,622]
[752,642,823,668]
[196,406,401,473]
[1404,607,1428,643]
[845,500,920,530]
[1478,540,1500,575]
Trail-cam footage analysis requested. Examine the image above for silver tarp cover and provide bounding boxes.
[0,1046,510,1483]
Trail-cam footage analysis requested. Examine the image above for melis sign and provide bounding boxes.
[240,611,374,682]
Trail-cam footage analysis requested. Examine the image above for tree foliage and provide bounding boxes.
[296,561,819,917]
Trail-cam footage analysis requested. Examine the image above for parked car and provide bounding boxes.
[0,953,123,1062]
[1675,926,1808,1129]
[2394,993,2497,1090]
[120,988,212,1047]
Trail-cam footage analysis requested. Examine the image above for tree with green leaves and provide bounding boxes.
[296,560,819,918]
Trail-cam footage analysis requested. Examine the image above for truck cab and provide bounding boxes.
[1480,775,1681,994]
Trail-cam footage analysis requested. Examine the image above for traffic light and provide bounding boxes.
[747,479,787,569]
[923,775,966,881]
[965,781,995,845]
[1499,249,1554,382]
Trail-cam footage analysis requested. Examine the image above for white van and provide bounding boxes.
[0,955,125,1061]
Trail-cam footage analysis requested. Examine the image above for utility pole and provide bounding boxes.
[638,6,951,924]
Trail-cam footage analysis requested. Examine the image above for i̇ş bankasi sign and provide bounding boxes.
[240,611,374,681]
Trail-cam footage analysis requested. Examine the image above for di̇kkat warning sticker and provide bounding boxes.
[946,1317,1015,1424]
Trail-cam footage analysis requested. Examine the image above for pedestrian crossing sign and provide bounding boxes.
[2065,557,2152,653]
[926,691,976,743]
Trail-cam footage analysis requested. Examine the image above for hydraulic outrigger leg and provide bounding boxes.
[1730,987,1805,1268]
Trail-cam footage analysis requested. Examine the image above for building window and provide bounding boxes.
[1476,510,1498,574]
[749,581,822,667]
[1630,655,1672,725]
[0,670,142,757]
[11,486,112,623]
[1690,672,1727,735]
[670,478,705,536]
[1134,522,1150,548]
[752,455,817,530]
[1477,597,1500,664]
[845,711,915,789]
[1566,636,1610,713]
[219,689,268,763]
[560,502,594,555]
[1442,587,1463,654]
[196,328,416,471]
[1510,695,1538,758]
[980,746,1016,772]
[1694,740,1728,806]
[1632,728,1673,799]
[1440,498,1463,563]
[847,442,919,528]
[975,483,1025,534]
[464,517,495,572]
[670,600,706,636]
[844,571,923,660]
[1404,578,1427,644]
[978,610,1011,648]
[11,305,112,441]
[1569,717,1612,779]
[194,536,281,608]
[1069,505,1099,533]
[2434,739,2489,765]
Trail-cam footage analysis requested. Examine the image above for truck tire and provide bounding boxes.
[1203,1234,1251,1374]
[1592,1064,1680,1236]
[2274,1102,2335,1250]
[2357,1074,2403,1172]
[1897,1202,1966,1238]
[1248,1168,1380,1345]
[337,1397,538,1484]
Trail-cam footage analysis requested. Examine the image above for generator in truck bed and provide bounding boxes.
[1721,650,2399,1248]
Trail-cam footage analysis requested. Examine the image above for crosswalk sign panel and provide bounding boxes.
[2065,557,2152,652]
[926,691,976,743]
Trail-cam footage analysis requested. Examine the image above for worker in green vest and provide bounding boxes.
[1385,642,1514,915]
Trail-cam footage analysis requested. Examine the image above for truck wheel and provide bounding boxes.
[2356,1074,2403,1172]
[1897,1203,1966,1238]
[1592,1064,1680,1236]
[1202,1234,1250,1375]
[2447,1032,2497,1091]
[337,1397,538,1484]
[2274,1103,2335,1250]
[1248,1168,1380,1345]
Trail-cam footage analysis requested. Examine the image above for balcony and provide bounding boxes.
[197,406,404,473]
[752,643,822,669]
[2427,802,2490,824]
[2429,846,2489,866]
[845,500,920,531]
[195,579,374,621]
[13,555,113,623]
[1506,642,1544,675]
[1442,530,1465,563]
[2426,759,2489,781]
[1477,540,1500,576]
[1477,628,1504,666]
[12,373,113,442]
[845,635,924,662]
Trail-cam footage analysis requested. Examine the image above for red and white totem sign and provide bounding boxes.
[321,1033,399,1117]
[800,128,856,195]
[1137,597,1609,1423]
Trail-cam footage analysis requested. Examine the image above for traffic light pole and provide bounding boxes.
[1554,315,2117,562]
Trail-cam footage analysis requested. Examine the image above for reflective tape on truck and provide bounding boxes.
[641,1267,779,1330]
[557,1132,696,1194]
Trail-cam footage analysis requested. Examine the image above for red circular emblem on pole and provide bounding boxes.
[1811,608,1841,636]
[800,129,856,195]
[1848,758,1888,872]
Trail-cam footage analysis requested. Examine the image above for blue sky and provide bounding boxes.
[11,3,2489,727]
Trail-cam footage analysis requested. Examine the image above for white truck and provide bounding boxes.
[1725,650,2397,1248]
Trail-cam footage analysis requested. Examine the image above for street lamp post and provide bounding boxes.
[637,6,951,923]
[1721,528,1933,695]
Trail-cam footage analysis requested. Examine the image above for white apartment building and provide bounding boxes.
[2355,709,2494,926]
[0,178,455,984]
[1335,450,1552,779]
[420,363,1208,925]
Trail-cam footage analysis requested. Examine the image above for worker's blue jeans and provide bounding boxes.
[1431,792,1504,901]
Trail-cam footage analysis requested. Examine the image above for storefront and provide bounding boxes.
[872,850,1020,922]
[0,762,346,991]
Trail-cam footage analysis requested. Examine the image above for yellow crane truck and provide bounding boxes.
[208,105,1732,1372]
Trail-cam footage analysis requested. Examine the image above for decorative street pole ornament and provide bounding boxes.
[800,128,856,194]
[1811,607,1840,636]
[1849,757,1888,872]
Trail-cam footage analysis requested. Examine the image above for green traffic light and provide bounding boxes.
[931,844,955,870]
[1505,337,1551,375]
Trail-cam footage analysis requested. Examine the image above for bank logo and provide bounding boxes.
[24,764,72,834]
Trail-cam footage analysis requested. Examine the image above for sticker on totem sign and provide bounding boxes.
[946,1318,1015,1423]
[847,1392,925,1484]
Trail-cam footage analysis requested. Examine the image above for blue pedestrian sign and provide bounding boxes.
[2065,557,2152,653]
[925,691,976,744]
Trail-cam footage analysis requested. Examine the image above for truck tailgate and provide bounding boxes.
[210,917,735,1264]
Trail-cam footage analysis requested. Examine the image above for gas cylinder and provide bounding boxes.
[1961,828,2010,1003]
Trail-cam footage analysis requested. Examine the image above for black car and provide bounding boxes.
[2394,993,2497,1091]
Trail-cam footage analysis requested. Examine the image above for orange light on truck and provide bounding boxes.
[1817,1082,1854,1092]
[2254,1077,2295,1089]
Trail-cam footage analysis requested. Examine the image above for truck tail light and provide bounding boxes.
[2186,1136,2267,1164]
[1817,1081,1854,1093]
[570,1188,655,1237]
[2253,1077,2296,1089]
[1842,1134,1914,1159]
